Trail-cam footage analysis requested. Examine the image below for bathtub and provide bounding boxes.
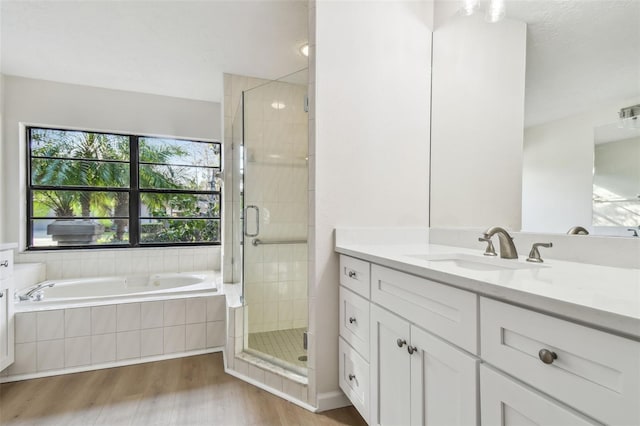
[5,270,226,382]
[15,270,220,311]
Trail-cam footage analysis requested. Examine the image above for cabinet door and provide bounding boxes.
[371,305,411,426]
[480,365,597,426]
[0,280,15,371]
[409,325,478,426]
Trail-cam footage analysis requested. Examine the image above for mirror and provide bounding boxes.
[518,0,640,237]
[593,122,640,233]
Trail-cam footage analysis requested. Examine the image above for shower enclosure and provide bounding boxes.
[232,69,309,374]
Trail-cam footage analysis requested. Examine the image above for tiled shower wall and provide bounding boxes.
[242,78,309,333]
[222,73,309,333]
[15,246,221,283]
[222,73,271,284]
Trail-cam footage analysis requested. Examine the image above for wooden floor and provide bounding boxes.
[0,353,366,426]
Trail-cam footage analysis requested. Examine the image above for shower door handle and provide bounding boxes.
[243,205,260,237]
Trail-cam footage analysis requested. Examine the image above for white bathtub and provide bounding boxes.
[16,271,220,311]
[5,270,226,382]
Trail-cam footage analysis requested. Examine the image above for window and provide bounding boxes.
[27,127,222,249]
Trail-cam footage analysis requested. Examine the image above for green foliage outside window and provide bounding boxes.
[28,128,221,248]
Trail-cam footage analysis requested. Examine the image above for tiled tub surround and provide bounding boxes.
[2,295,226,382]
[14,246,221,282]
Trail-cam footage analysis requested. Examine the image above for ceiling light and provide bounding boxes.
[486,0,506,23]
[462,0,480,15]
[271,101,286,110]
[299,43,309,57]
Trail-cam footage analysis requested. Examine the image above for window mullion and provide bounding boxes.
[129,136,140,247]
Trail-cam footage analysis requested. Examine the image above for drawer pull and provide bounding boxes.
[538,349,558,364]
[396,338,407,348]
[348,317,356,324]
[407,345,418,355]
[0,260,8,267]
[0,291,3,298]
[348,270,357,279]
[348,373,356,381]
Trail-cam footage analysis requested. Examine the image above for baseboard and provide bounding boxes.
[316,390,352,412]
[1,347,222,383]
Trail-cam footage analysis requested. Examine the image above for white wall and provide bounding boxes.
[1,75,221,249]
[430,14,526,230]
[0,74,5,244]
[312,0,432,403]
[522,96,640,234]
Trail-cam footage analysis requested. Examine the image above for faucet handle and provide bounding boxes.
[527,242,553,263]
[627,228,639,237]
[478,237,497,257]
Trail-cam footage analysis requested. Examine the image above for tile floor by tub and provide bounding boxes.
[248,327,307,369]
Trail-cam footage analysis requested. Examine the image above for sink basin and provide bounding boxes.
[406,253,546,271]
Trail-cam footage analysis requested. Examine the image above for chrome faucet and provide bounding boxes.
[482,226,518,259]
[18,282,55,301]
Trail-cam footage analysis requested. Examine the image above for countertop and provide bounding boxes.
[335,242,640,340]
[0,243,18,251]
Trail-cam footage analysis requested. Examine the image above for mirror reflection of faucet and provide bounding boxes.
[567,226,589,235]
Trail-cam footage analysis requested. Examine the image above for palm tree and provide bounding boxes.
[31,129,189,243]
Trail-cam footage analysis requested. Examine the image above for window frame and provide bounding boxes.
[26,126,222,250]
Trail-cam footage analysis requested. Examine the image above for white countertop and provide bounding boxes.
[335,242,640,340]
[0,243,18,251]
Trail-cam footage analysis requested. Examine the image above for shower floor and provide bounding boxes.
[248,328,307,369]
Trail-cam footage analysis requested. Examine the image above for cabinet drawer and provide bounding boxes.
[0,250,13,281]
[480,365,596,425]
[481,297,640,425]
[339,337,369,424]
[339,255,370,299]
[339,286,370,361]
[371,264,477,354]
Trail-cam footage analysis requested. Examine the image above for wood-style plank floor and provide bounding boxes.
[0,353,367,426]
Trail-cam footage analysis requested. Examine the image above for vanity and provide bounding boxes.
[0,243,16,372]
[335,230,640,425]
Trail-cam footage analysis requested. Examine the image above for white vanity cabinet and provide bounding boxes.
[0,248,15,371]
[480,365,595,426]
[339,255,478,426]
[337,252,640,425]
[370,305,478,426]
[338,256,372,423]
[481,297,640,425]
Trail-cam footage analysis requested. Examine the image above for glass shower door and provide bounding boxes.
[241,70,309,374]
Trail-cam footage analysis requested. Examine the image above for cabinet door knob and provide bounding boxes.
[348,373,356,381]
[348,270,357,278]
[396,338,407,348]
[407,345,418,355]
[538,349,558,364]
[0,291,3,298]
[348,317,356,324]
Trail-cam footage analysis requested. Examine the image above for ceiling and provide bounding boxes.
[0,0,309,103]
[1,1,638,127]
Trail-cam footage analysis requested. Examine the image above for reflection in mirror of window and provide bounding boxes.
[592,122,640,229]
